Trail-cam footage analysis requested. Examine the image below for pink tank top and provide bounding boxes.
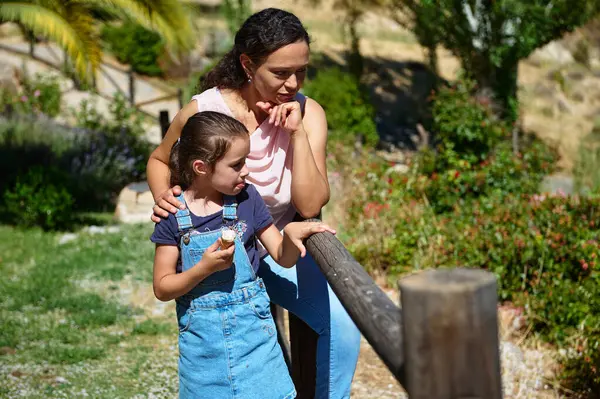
[191,88,304,232]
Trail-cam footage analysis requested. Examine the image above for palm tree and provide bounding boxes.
[0,0,195,82]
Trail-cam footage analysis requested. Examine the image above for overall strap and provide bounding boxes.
[175,193,193,231]
[222,195,238,222]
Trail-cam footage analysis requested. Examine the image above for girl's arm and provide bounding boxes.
[257,222,336,268]
[153,239,235,301]
[147,101,199,222]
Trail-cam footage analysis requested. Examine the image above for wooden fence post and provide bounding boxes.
[398,268,502,399]
[129,67,135,106]
[159,110,170,138]
[178,88,184,110]
[289,313,318,399]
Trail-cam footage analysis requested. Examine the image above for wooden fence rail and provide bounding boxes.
[288,219,503,398]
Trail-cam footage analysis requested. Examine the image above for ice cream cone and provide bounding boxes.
[221,228,236,249]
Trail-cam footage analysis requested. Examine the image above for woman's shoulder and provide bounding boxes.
[190,87,231,114]
[298,95,327,135]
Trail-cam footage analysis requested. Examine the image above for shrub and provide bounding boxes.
[574,127,600,195]
[0,98,152,217]
[1,73,62,117]
[72,92,146,138]
[428,79,508,170]
[303,67,378,147]
[22,74,62,117]
[4,166,74,230]
[102,23,164,76]
[414,139,556,213]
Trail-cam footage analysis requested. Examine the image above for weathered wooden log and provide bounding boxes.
[398,268,502,399]
[304,220,405,382]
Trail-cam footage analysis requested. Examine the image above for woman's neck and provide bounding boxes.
[238,84,268,123]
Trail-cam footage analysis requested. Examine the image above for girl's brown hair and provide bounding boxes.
[169,111,248,189]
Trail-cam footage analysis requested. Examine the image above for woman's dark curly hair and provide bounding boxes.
[201,8,310,91]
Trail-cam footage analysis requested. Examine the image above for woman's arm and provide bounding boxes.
[153,239,235,301]
[147,101,199,221]
[290,98,330,218]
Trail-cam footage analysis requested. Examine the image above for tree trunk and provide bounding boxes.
[424,43,438,76]
[469,57,519,123]
[347,9,363,79]
[494,60,519,123]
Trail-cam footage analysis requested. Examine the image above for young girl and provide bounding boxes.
[150,111,335,399]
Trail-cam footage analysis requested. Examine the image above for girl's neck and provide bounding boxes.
[184,183,223,217]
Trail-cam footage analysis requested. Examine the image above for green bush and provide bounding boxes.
[413,139,556,213]
[427,79,508,170]
[0,96,152,218]
[409,79,557,213]
[102,23,164,76]
[0,73,62,117]
[72,92,146,138]
[303,67,378,147]
[574,127,600,195]
[4,166,74,230]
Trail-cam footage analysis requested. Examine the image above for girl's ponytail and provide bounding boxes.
[169,139,186,189]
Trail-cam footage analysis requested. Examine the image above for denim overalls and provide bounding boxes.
[174,194,296,399]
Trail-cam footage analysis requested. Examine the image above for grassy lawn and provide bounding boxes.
[0,222,180,398]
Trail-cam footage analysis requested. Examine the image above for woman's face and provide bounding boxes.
[249,40,309,104]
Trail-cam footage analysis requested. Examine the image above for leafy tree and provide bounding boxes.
[387,0,600,120]
[221,0,251,36]
[0,0,195,83]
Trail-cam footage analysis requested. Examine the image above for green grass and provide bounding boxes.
[574,128,600,194]
[0,222,179,397]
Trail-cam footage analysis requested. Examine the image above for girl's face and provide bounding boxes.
[209,136,250,196]
[248,41,309,104]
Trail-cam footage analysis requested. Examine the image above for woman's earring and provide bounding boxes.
[247,76,252,83]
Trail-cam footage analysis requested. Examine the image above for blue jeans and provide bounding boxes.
[259,252,361,399]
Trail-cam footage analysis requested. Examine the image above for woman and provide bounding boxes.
[147,8,360,398]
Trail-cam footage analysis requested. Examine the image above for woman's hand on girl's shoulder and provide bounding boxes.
[151,185,185,223]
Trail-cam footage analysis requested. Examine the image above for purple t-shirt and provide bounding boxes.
[150,184,273,273]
